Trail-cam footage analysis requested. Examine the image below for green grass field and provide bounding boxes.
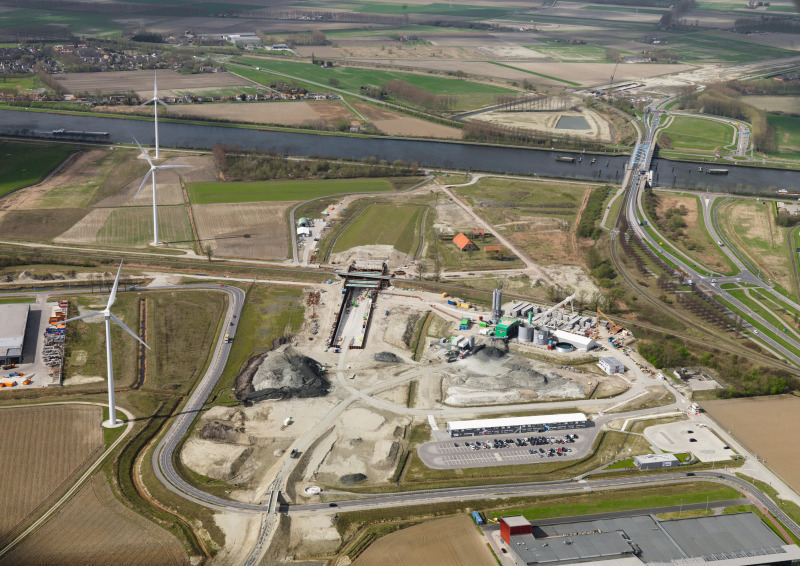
[530,44,617,62]
[353,2,515,17]
[187,178,396,204]
[95,206,194,248]
[332,203,425,255]
[660,116,734,152]
[768,114,800,157]
[234,56,516,96]
[0,141,75,198]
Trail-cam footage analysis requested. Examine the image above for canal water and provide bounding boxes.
[1,108,798,195]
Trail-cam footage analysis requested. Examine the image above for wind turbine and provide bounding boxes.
[63,261,149,428]
[133,137,190,246]
[135,71,176,159]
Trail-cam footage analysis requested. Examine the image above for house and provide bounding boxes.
[453,233,478,251]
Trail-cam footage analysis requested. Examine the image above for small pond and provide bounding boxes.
[556,115,590,130]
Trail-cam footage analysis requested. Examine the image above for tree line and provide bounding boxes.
[212,145,421,181]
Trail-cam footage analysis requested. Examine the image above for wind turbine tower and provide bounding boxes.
[135,71,176,159]
[133,138,190,246]
[63,261,149,428]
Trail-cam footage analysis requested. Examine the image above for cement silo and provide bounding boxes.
[518,325,533,343]
[533,327,550,345]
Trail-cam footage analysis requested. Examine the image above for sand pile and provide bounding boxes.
[236,345,329,403]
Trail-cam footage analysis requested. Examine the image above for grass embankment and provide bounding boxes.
[332,203,426,256]
[0,140,75,198]
[187,177,397,204]
[658,116,735,153]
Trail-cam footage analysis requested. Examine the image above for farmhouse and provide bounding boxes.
[0,303,30,365]
[453,233,478,251]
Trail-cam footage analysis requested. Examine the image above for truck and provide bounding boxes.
[224,333,230,343]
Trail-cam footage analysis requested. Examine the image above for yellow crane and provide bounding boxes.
[595,308,622,337]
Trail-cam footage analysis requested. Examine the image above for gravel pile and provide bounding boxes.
[236,345,329,403]
[374,352,403,363]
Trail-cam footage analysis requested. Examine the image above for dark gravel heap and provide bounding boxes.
[374,352,403,363]
[340,473,368,486]
[475,343,508,361]
[239,346,329,403]
[200,421,239,443]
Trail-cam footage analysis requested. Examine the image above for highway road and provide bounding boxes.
[623,100,800,366]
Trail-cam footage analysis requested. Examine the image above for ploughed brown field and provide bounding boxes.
[704,395,800,493]
[55,70,249,96]
[352,515,494,566]
[0,404,103,545]
[0,473,187,566]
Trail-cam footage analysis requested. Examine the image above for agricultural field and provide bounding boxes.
[528,44,616,62]
[0,473,187,566]
[352,2,516,18]
[0,141,75,198]
[351,101,463,139]
[452,177,590,264]
[0,209,91,242]
[704,395,800,495]
[718,199,794,295]
[0,405,103,545]
[234,56,517,98]
[351,515,494,566]
[54,206,193,248]
[158,100,355,128]
[54,70,250,97]
[745,96,800,114]
[192,201,293,259]
[652,192,734,275]
[767,114,800,157]
[659,116,734,153]
[187,178,397,204]
[332,202,426,256]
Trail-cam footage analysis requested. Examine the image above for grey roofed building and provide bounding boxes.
[508,531,635,564]
[0,303,29,363]
[524,512,800,565]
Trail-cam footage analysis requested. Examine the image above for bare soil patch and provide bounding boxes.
[192,201,294,259]
[0,405,103,545]
[53,208,113,244]
[352,101,462,139]
[510,62,693,86]
[472,106,612,142]
[0,473,187,566]
[352,515,494,566]
[55,69,248,96]
[704,395,800,494]
[129,100,353,127]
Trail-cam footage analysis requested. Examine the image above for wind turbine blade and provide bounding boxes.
[133,137,153,167]
[134,98,156,110]
[109,312,150,350]
[62,311,103,324]
[134,169,152,199]
[107,261,123,309]
[157,99,179,113]
[155,164,191,170]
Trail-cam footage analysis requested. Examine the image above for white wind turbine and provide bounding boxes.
[135,71,176,159]
[133,137,190,246]
[63,261,149,428]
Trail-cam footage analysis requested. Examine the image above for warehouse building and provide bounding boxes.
[598,356,626,375]
[496,512,800,565]
[552,329,595,351]
[0,303,29,365]
[634,453,679,470]
[446,413,588,437]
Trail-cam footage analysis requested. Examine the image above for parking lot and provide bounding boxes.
[417,431,592,469]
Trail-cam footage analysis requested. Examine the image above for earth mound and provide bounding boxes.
[200,421,240,443]
[236,345,329,403]
[374,352,403,363]
[340,473,368,486]
[475,343,508,361]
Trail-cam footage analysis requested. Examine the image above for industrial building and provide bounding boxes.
[494,318,520,338]
[0,303,30,365]
[496,512,800,565]
[446,413,588,437]
[552,329,595,351]
[598,357,625,374]
[634,453,679,470]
